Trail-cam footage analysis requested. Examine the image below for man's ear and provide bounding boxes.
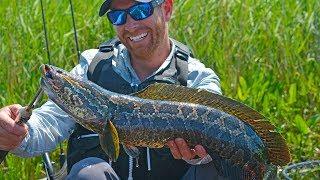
[162,0,173,22]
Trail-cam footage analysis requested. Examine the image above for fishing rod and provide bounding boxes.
[69,0,80,61]
[39,0,54,178]
[53,0,81,172]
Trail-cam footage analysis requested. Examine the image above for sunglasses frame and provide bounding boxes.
[107,0,164,26]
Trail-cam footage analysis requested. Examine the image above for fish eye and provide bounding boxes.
[57,70,63,74]
[45,72,53,79]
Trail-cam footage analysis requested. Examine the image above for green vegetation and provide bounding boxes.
[0,0,319,179]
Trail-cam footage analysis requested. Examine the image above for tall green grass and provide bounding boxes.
[0,0,319,179]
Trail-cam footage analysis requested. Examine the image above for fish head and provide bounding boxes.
[40,64,87,106]
[40,64,120,160]
[40,64,73,98]
[40,64,103,129]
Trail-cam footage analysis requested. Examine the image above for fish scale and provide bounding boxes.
[40,64,290,179]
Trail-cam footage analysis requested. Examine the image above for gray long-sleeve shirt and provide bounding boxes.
[12,41,221,157]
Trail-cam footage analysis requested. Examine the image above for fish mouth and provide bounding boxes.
[40,64,66,79]
[40,64,62,93]
[40,64,55,79]
[40,64,51,86]
[40,68,53,98]
[40,64,53,89]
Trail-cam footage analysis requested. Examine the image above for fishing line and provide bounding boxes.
[40,0,51,65]
[69,0,81,62]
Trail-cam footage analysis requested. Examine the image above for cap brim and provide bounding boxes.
[99,0,112,17]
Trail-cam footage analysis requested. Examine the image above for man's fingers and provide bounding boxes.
[0,115,27,136]
[0,105,27,151]
[0,105,27,136]
[194,145,208,158]
[0,129,24,150]
[167,140,182,159]
[0,113,16,132]
[175,138,195,160]
[18,123,29,138]
[9,104,23,118]
[168,138,208,160]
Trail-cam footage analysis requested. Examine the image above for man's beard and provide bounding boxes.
[142,27,163,58]
[124,19,166,58]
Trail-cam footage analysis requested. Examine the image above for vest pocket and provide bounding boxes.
[73,135,100,153]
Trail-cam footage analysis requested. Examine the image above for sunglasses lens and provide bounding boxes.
[107,3,154,25]
[107,10,126,25]
[130,3,153,21]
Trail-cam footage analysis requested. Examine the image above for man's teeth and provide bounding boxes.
[129,33,148,42]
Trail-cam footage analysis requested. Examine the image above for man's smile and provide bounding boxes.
[129,32,148,42]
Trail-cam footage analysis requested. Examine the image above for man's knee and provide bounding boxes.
[182,161,227,180]
[67,157,119,180]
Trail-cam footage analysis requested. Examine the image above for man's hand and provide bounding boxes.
[0,104,28,151]
[167,138,208,160]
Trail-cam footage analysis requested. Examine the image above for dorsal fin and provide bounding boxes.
[133,83,291,166]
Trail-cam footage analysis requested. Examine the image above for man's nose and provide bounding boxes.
[124,14,139,31]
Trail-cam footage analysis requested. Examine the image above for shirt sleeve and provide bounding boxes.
[187,57,222,95]
[11,49,98,157]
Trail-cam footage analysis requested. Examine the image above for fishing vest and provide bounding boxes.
[67,38,193,180]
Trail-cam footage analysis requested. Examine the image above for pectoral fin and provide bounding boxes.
[99,120,120,162]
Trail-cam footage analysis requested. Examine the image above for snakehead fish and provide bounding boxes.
[40,64,290,179]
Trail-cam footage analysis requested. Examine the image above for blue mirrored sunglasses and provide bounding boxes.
[107,0,164,26]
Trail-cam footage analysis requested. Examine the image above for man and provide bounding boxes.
[0,0,222,179]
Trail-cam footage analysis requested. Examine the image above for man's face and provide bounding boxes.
[110,0,171,58]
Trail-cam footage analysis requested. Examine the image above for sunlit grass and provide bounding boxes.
[0,0,319,179]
